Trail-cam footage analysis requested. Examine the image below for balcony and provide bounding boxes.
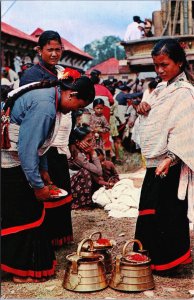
[121,35,194,73]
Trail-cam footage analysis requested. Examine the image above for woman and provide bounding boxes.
[1,75,95,283]
[19,30,63,85]
[68,125,103,209]
[19,30,78,247]
[134,39,194,274]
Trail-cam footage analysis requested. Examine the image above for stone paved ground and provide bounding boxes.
[1,153,194,299]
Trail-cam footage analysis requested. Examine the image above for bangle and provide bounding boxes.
[165,151,177,163]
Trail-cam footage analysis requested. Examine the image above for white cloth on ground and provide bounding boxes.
[92,178,141,218]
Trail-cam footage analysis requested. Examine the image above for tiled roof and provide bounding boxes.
[2,22,93,60]
[86,57,119,75]
[1,22,37,43]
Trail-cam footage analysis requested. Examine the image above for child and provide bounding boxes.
[93,148,119,189]
[89,98,110,152]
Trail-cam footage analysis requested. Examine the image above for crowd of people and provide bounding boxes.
[1,29,193,284]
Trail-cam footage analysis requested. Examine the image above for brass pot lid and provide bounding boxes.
[66,252,104,262]
[79,251,101,259]
[66,253,80,262]
[122,251,150,264]
[121,239,150,264]
[93,240,115,249]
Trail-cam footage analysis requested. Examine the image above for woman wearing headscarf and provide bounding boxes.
[134,39,194,275]
[1,74,95,283]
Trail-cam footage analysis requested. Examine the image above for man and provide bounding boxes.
[124,16,144,41]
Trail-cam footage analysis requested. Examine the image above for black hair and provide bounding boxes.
[1,85,13,102]
[93,98,105,108]
[90,75,100,84]
[1,67,9,77]
[90,69,101,76]
[133,16,142,23]
[73,124,91,141]
[151,38,194,83]
[95,148,104,156]
[90,69,101,84]
[3,76,95,112]
[148,80,158,90]
[107,86,115,96]
[38,30,62,48]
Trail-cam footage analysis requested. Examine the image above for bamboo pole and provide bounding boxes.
[188,0,193,34]
[183,0,188,34]
[168,0,172,36]
[180,1,184,35]
[161,0,167,25]
[172,0,180,36]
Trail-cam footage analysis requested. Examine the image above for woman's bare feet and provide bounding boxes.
[13,276,48,283]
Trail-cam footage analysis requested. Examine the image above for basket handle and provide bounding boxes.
[122,239,143,256]
[89,231,102,240]
[77,238,94,256]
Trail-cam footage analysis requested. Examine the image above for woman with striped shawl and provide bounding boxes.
[134,39,194,275]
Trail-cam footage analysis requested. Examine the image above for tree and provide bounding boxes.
[83,36,126,69]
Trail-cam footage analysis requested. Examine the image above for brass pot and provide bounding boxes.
[109,239,155,292]
[63,238,108,292]
[89,231,114,274]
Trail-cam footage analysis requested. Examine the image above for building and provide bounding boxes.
[1,22,37,70]
[86,57,137,82]
[121,0,194,74]
[1,22,93,72]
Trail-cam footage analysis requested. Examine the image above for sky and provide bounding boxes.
[1,1,161,49]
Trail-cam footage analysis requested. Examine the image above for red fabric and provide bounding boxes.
[52,235,73,246]
[44,194,72,209]
[1,208,45,236]
[180,256,192,264]
[151,249,191,271]
[1,107,11,149]
[1,260,56,278]
[101,132,112,151]
[95,84,114,105]
[139,209,156,216]
[103,106,110,122]
[94,84,113,151]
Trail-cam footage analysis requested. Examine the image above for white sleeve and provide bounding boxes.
[124,25,131,41]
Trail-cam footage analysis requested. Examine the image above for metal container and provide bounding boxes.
[63,238,108,292]
[109,239,155,292]
[89,231,114,274]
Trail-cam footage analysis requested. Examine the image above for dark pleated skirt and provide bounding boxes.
[134,163,191,271]
[43,147,73,246]
[1,166,56,278]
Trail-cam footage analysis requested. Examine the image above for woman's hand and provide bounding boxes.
[34,186,50,201]
[40,170,53,185]
[155,158,172,177]
[136,102,151,115]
